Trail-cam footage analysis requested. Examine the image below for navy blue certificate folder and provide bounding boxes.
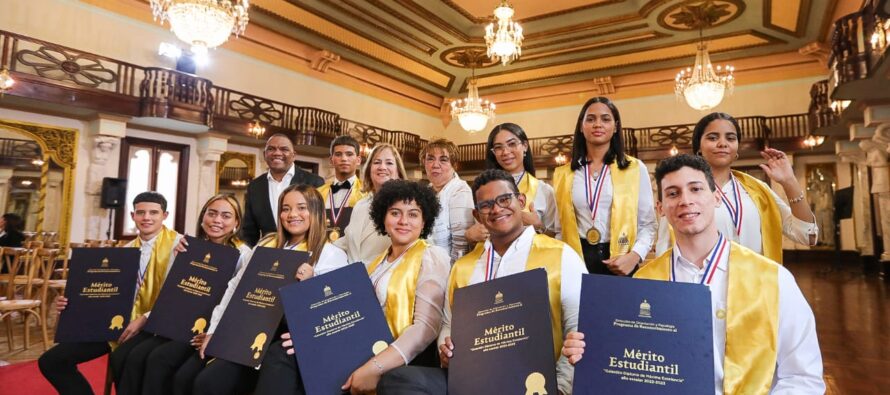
[280,262,393,395]
[144,236,240,343]
[55,248,140,343]
[204,246,306,368]
[572,274,714,395]
[448,268,557,395]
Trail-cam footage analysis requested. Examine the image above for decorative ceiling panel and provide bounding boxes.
[242,0,836,100]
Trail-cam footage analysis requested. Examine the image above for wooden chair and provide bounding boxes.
[0,248,29,303]
[0,248,52,351]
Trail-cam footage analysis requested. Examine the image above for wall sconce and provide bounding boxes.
[554,152,567,166]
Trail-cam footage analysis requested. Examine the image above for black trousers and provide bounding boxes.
[377,366,447,395]
[143,339,196,395]
[111,333,169,395]
[253,339,307,395]
[38,341,111,395]
[580,239,612,275]
[173,353,206,395]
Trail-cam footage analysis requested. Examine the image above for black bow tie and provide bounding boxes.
[331,180,351,193]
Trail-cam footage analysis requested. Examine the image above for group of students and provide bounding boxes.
[37,96,824,394]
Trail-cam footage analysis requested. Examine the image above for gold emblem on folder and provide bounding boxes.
[109,315,124,330]
[251,332,268,359]
[372,340,388,355]
[639,299,652,318]
[203,253,212,263]
[271,261,279,272]
[525,372,547,395]
[323,285,333,298]
[101,258,110,268]
[191,318,207,334]
[494,291,504,305]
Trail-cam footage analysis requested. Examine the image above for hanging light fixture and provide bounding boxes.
[451,65,496,133]
[485,0,523,65]
[247,121,265,138]
[149,0,250,56]
[675,28,734,111]
[0,68,14,95]
[554,152,567,166]
[669,145,680,156]
[803,135,825,149]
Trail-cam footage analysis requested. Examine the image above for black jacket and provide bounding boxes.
[0,230,24,248]
[240,166,324,246]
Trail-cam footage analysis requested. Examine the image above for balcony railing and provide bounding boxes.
[808,80,840,132]
[140,67,213,125]
[456,114,810,170]
[828,5,890,88]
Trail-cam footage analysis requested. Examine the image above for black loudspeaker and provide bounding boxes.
[834,186,853,221]
[100,178,128,209]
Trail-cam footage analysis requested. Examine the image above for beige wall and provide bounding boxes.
[445,76,821,145]
[2,0,443,138]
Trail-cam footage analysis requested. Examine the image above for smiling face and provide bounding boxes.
[264,135,296,174]
[698,119,739,169]
[424,147,454,189]
[369,148,400,191]
[384,199,424,248]
[581,102,616,147]
[201,198,238,244]
[279,190,311,244]
[492,129,528,174]
[131,202,168,240]
[473,179,526,238]
[657,166,720,238]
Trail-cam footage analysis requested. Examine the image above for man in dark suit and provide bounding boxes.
[240,133,324,246]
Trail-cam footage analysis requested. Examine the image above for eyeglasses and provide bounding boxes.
[490,140,522,155]
[476,193,519,213]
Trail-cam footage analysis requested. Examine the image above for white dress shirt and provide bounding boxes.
[439,227,588,395]
[671,239,824,394]
[267,164,296,226]
[656,176,819,256]
[125,230,183,318]
[207,242,348,334]
[325,175,358,209]
[512,172,562,239]
[571,158,656,259]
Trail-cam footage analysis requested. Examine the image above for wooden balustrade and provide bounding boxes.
[808,80,839,132]
[829,6,889,87]
[139,67,213,125]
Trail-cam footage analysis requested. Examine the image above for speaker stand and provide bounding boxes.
[106,208,115,240]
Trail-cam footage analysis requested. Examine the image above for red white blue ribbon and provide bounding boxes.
[716,175,743,236]
[584,163,609,222]
[671,233,728,286]
[483,246,497,281]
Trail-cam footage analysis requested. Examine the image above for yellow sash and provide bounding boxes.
[635,242,779,394]
[130,227,179,320]
[553,157,641,257]
[317,178,366,208]
[517,172,540,212]
[733,170,783,264]
[447,234,565,360]
[367,240,428,339]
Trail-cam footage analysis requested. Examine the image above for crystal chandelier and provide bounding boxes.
[150,0,250,56]
[675,33,734,111]
[0,68,14,95]
[485,1,523,65]
[451,65,496,133]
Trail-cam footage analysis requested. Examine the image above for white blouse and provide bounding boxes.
[512,172,562,239]
[429,172,475,262]
[332,195,392,265]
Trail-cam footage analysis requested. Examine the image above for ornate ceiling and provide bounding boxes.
[247,0,837,100]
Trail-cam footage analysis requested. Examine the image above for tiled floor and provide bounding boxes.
[1,261,888,394]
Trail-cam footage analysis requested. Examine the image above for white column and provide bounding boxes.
[44,170,64,233]
[196,133,228,219]
[865,106,890,263]
[0,168,13,214]
[84,115,127,241]
[839,133,874,256]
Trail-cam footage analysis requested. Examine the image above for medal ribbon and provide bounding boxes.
[483,246,497,281]
[670,233,727,285]
[584,163,609,223]
[328,184,353,227]
[514,171,525,186]
[716,175,743,235]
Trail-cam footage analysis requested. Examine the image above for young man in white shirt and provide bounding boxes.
[562,154,824,394]
[378,169,587,395]
[316,135,365,241]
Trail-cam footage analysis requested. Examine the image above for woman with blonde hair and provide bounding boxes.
[334,143,408,264]
[174,185,347,395]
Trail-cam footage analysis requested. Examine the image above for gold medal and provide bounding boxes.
[328,228,341,242]
[586,228,601,243]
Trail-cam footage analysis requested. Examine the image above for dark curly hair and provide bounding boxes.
[691,112,742,156]
[654,154,716,201]
[471,169,520,206]
[370,180,441,239]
